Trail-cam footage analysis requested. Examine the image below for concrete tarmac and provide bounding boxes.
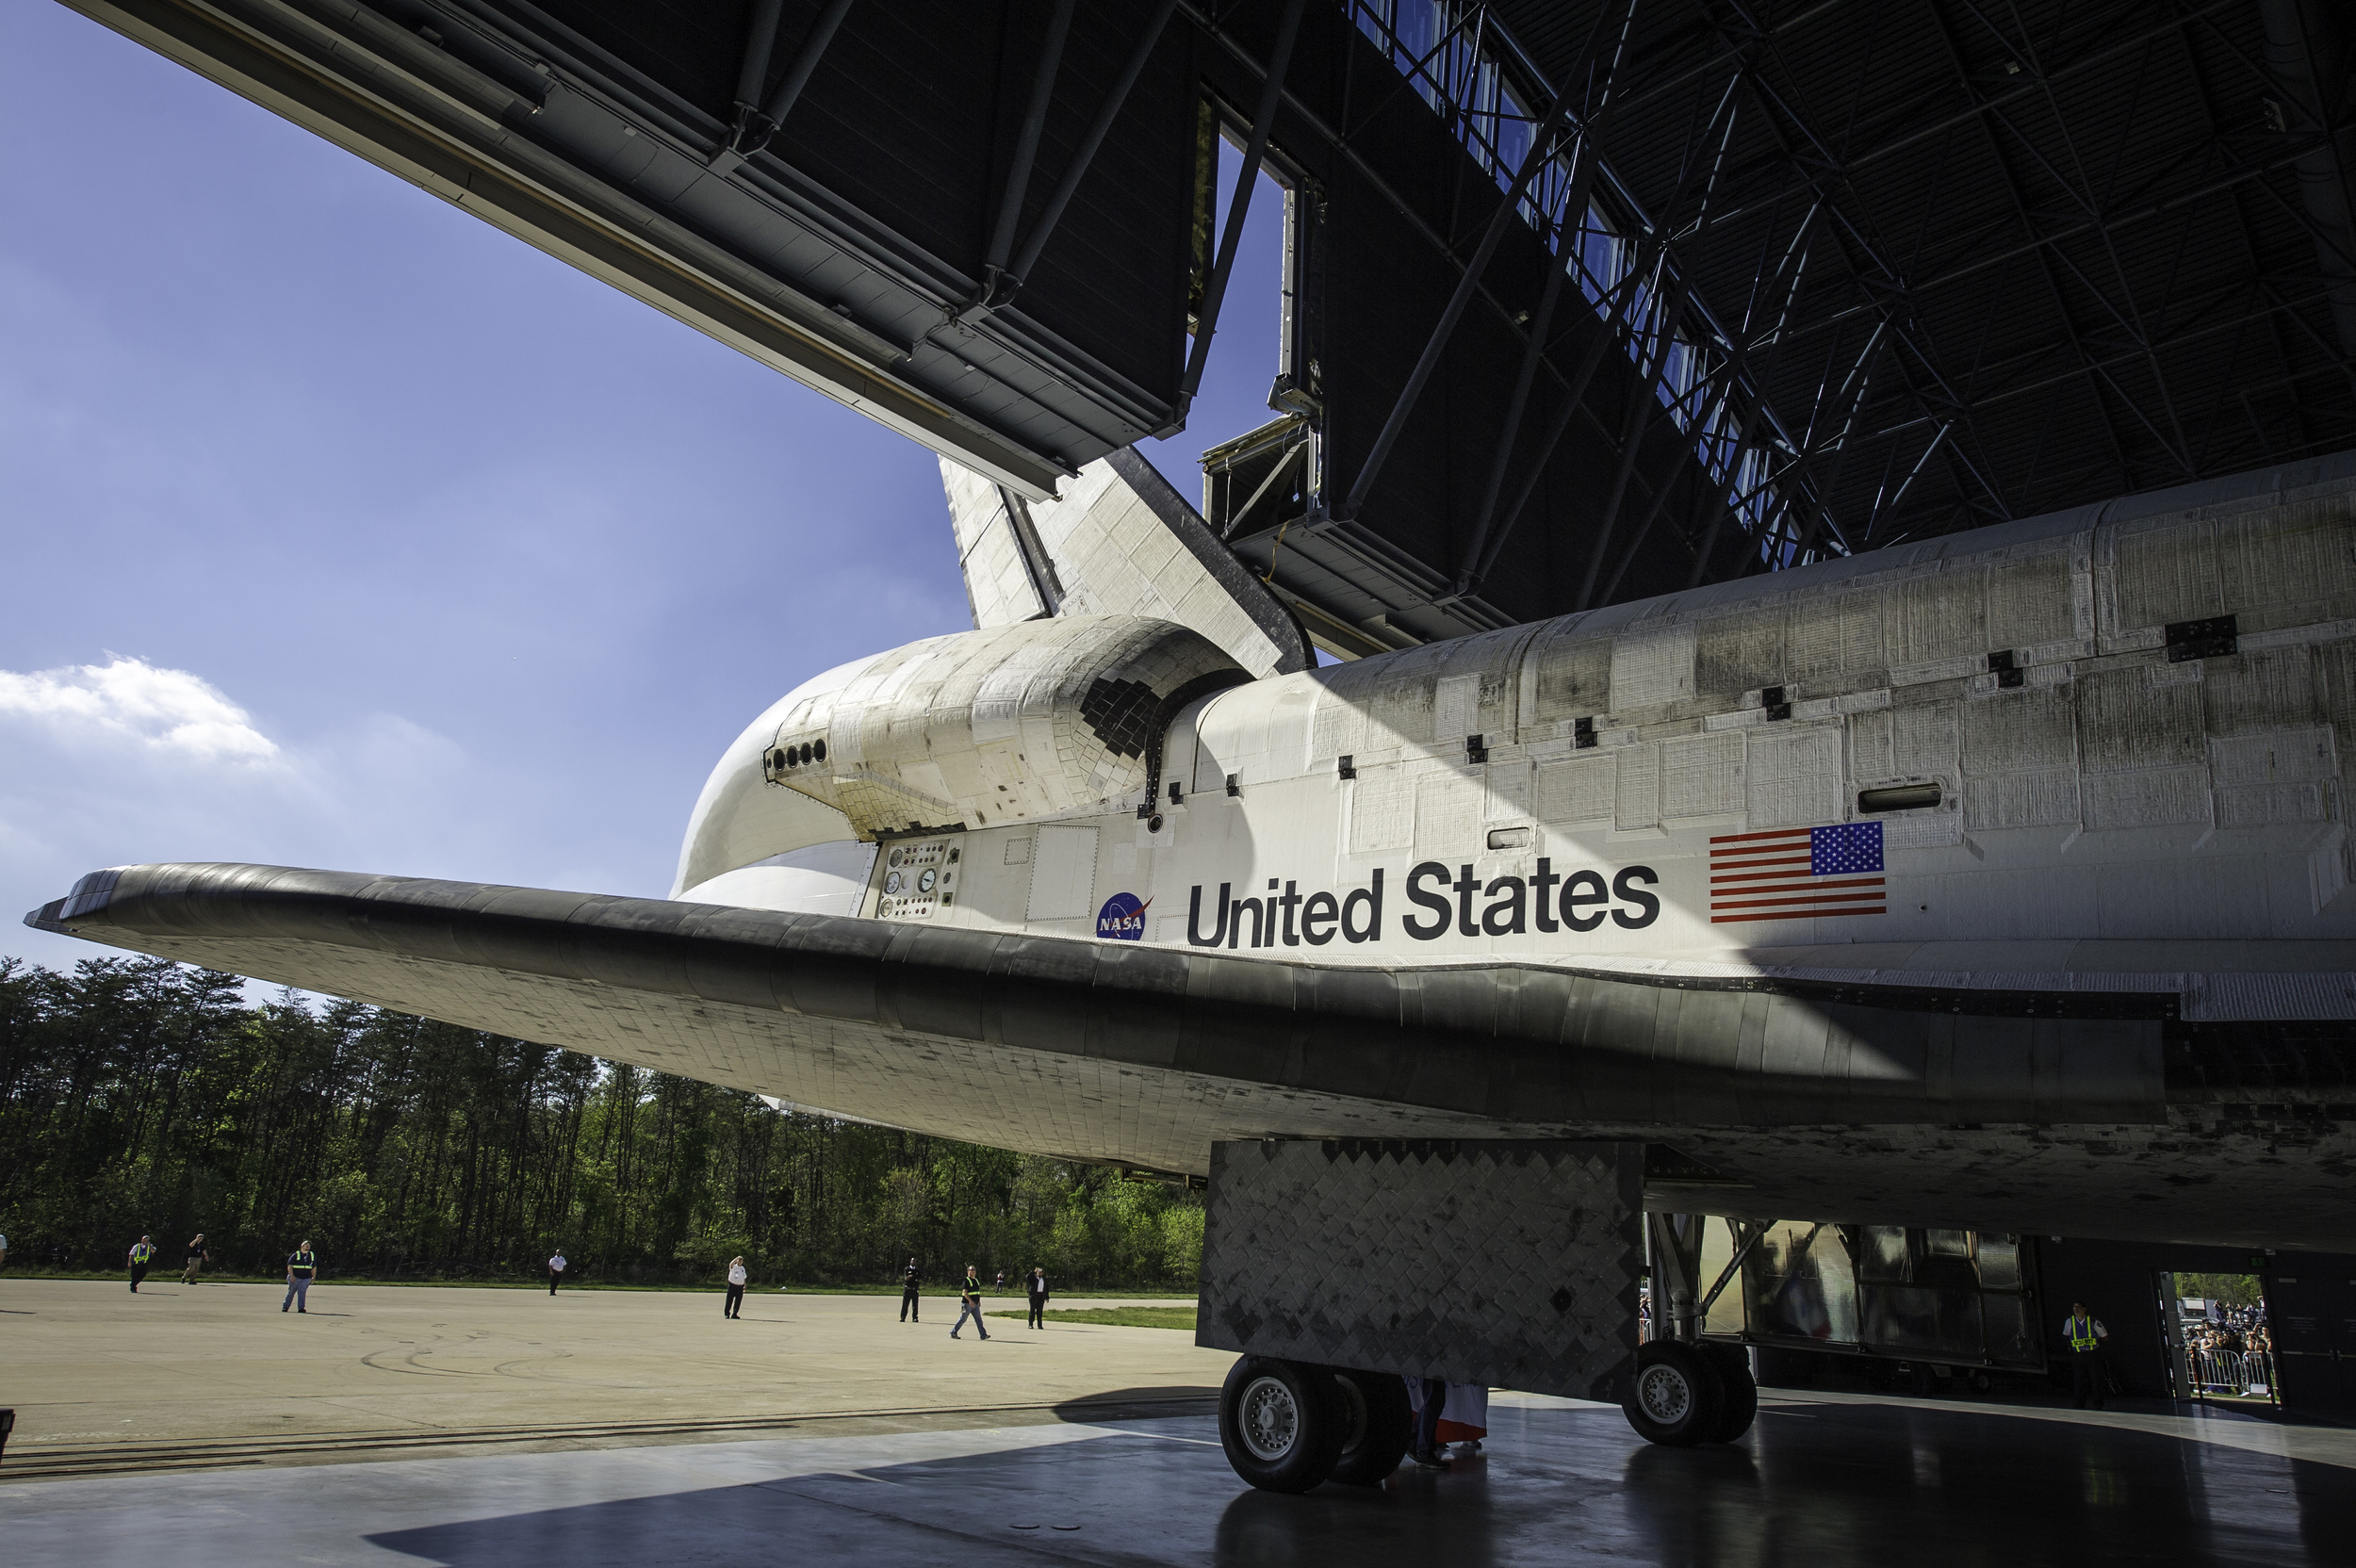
[3,1279,2350,1564]
[0,1278,1221,1474]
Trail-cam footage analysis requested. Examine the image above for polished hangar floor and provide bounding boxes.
[1,1283,2348,1564]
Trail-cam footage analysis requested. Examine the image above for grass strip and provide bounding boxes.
[0,1271,1195,1298]
[985,1305,1198,1330]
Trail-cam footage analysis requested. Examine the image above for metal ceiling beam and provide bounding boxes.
[1576,263,1695,608]
[1764,125,2345,353]
[1925,0,2145,489]
[1653,0,2239,253]
[1861,276,2353,447]
[1465,73,1748,592]
[711,0,858,175]
[972,0,1079,314]
[1339,16,1612,521]
[1002,0,1184,297]
[1697,3,2016,529]
[1178,0,1308,411]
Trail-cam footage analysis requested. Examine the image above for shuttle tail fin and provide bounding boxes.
[941,450,1311,678]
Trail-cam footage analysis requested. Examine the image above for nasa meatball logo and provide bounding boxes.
[1095,891,1150,940]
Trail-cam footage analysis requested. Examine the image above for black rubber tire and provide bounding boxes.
[1219,1357,1346,1493]
[1324,1368,1414,1485]
[1699,1343,1759,1443]
[1622,1341,1726,1446]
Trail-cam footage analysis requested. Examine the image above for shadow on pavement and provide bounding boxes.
[361,1397,2352,1568]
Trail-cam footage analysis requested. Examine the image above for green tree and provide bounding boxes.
[0,955,1204,1288]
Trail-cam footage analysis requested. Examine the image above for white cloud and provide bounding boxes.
[0,654,506,979]
[0,655,280,761]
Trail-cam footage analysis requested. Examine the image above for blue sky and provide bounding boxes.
[0,0,1290,972]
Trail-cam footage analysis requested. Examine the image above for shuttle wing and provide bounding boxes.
[30,862,2161,1165]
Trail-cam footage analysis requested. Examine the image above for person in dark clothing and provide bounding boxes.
[725,1257,747,1318]
[2062,1300,2109,1409]
[181,1233,210,1284]
[900,1258,921,1323]
[1026,1267,1049,1329]
[127,1235,155,1292]
[1409,1376,1450,1470]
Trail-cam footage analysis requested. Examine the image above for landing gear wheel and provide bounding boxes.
[1623,1341,1726,1446]
[1324,1368,1414,1485]
[1219,1357,1345,1493]
[1699,1343,1758,1443]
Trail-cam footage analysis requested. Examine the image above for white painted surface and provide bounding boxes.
[680,460,2356,1020]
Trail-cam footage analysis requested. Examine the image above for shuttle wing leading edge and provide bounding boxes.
[57,859,2356,1251]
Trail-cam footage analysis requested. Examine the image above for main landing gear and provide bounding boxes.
[1216,1346,1758,1494]
[1622,1340,1759,1446]
[1218,1358,1415,1493]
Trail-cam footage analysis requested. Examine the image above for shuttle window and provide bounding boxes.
[1857,783,1941,814]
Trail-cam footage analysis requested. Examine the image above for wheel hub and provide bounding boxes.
[1637,1363,1693,1425]
[1237,1375,1301,1461]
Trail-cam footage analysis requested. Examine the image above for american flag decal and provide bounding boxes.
[1710,822,1887,923]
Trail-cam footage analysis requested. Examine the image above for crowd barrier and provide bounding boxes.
[2185,1348,2277,1403]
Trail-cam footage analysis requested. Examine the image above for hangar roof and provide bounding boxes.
[63,0,2356,641]
[1484,0,2356,553]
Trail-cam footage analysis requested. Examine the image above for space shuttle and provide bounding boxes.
[29,436,2356,1479]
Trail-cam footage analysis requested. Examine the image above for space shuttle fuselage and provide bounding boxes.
[678,465,2356,1031]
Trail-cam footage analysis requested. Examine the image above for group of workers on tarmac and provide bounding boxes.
[121,1233,317,1309]
[91,1235,2122,1440]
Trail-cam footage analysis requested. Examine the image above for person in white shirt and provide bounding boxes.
[725,1257,747,1319]
[547,1250,567,1296]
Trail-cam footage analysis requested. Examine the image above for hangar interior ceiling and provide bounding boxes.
[70,0,2356,652]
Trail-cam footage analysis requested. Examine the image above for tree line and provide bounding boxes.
[0,956,1203,1289]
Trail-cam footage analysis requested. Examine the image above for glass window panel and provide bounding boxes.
[1700,1217,1743,1335]
[1743,1222,1859,1345]
[1354,1,1392,51]
[1495,85,1530,190]
[1981,1292,2037,1367]
[1857,1225,1911,1283]
[1926,1229,1972,1259]
[1974,1235,2021,1290]
[1862,1283,1984,1357]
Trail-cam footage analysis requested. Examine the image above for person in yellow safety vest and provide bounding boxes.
[283,1242,318,1314]
[127,1235,155,1293]
[2062,1300,2109,1410]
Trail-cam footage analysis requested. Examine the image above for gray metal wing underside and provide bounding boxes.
[35,862,2353,1250]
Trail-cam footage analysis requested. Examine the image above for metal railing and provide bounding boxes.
[2184,1348,2278,1406]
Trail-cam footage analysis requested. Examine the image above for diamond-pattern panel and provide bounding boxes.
[1196,1138,1641,1401]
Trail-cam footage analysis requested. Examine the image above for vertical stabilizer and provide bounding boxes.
[941,449,1311,678]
